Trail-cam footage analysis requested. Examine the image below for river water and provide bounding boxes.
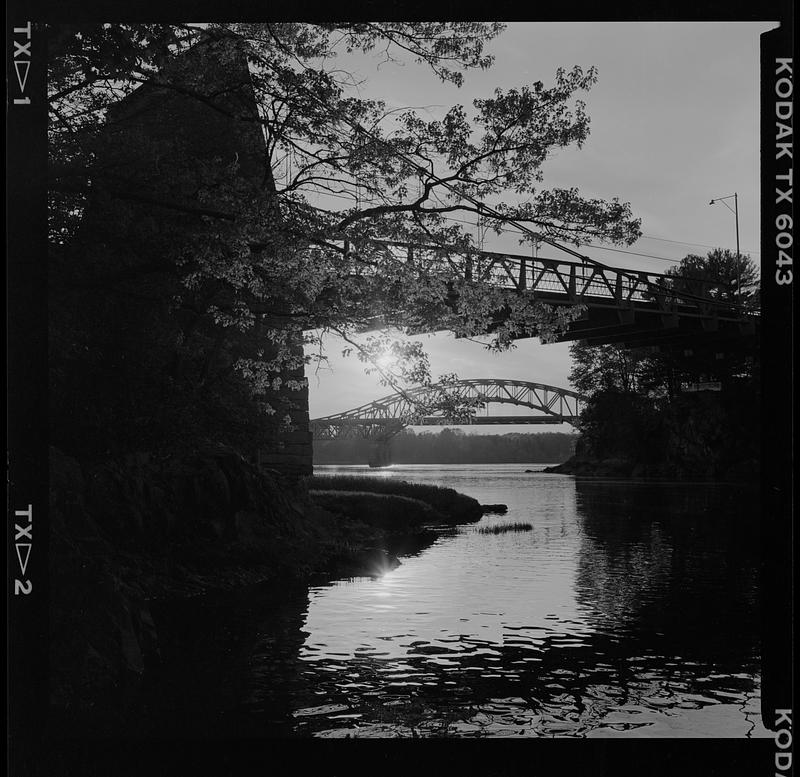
[188,464,767,739]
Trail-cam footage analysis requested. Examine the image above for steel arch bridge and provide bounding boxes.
[310,379,584,442]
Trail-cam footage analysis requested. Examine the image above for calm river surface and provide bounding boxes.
[202,464,767,740]
[150,464,767,739]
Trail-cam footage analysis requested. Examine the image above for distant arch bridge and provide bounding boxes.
[310,379,584,442]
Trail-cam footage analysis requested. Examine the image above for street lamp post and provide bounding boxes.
[709,192,741,304]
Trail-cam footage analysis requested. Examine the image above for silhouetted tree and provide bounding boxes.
[568,342,671,397]
[665,248,759,309]
[314,429,577,464]
[49,23,643,454]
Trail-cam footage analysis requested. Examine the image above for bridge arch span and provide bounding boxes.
[311,378,584,441]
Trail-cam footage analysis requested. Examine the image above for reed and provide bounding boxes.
[476,522,533,535]
[308,475,483,524]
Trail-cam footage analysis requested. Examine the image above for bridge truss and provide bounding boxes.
[351,240,759,348]
[311,378,584,441]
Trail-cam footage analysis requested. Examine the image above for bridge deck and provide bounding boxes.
[354,241,759,348]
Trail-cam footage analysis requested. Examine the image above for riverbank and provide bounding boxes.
[543,451,760,481]
[48,460,766,744]
[49,447,483,731]
[545,386,760,482]
[541,457,635,477]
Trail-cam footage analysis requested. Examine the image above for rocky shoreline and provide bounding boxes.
[543,457,642,477]
[49,446,482,732]
[542,454,760,481]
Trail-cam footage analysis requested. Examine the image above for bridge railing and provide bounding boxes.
[334,239,758,323]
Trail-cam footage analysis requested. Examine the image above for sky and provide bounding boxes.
[304,21,776,430]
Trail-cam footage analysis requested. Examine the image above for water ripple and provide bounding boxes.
[239,465,767,738]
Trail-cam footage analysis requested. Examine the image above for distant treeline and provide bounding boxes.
[313,428,577,465]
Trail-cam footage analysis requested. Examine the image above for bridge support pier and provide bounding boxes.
[368,440,392,468]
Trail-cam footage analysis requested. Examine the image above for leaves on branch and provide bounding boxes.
[49,22,643,424]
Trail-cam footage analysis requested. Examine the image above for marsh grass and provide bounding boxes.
[309,475,482,524]
[475,522,533,535]
[310,490,442,527]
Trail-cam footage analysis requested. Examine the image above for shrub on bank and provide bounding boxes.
[561,384,761,480]
[308,475,483,524]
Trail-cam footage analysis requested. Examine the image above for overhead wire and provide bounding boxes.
[257,46,755,311]
[304,187,753,267]
[641,233,760,255]
[269,86,747,273]
[307,187,754,260]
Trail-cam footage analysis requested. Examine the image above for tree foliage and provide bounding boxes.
[566,246,760,476]
[665,248,759,309]
[568,342,672,398]
[314,428,576,465]
[48,23,643,453]
[569,247,760,404]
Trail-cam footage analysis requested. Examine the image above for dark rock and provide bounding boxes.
[48,444,479,731]
[234,509,268,545]
[480,504,508,514]
[49,445,306,725]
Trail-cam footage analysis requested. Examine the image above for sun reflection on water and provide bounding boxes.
[255,465,768,738]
